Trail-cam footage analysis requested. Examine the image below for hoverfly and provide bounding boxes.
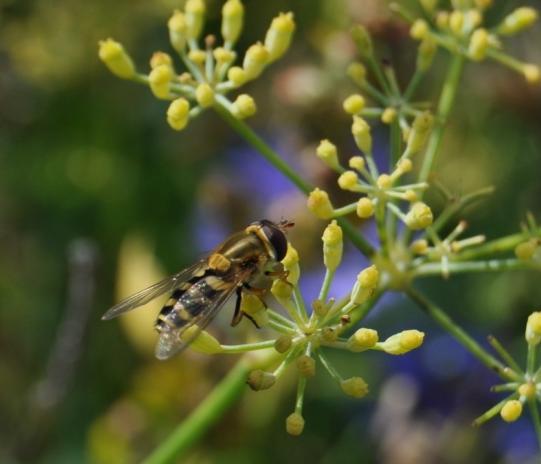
[102,219,293,360]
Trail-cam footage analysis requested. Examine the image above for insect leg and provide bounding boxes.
[230,286,243,327]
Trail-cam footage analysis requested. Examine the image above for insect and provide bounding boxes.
[102,219,293,360]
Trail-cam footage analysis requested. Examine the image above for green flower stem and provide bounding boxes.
[406,287,514,381]
[528,399,541,451]
[403,69,425,101]
[318,351,343,383]
[293,286,310,324]
[142,354,271,464]
[456,230,540,261]
[213,103,376,257]
[528,343,537,376]
[472,393,516,426]
[361,83,388,106]
[319,268,335,302]
[488,336,524,375]
[413,258,541,277]
[487,48,525,74]
[220,340,277,353]
[419,53,465,183]
[268,309,296,329]
[425,186,495,236]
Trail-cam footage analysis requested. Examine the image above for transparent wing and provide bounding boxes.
[155,271,251,360]
[101,261,208,320]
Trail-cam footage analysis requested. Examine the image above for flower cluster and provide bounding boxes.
[405,1,540,84]
[98,0,295,131]
[181,221,425,435]
[474,311,541,426]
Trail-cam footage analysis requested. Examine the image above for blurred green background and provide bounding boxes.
[1,0,541,462]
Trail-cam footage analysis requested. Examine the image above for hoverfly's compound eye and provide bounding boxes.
[261,221,288,261]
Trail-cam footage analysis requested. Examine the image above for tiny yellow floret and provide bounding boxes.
[407,111,433,155]
[243,43,269,80]
[340,377,369,398]
[149,64,173,99]
[449,10,464,36]
[410,19,429,40]
[349,156,365,172]
[185,0,206,40]
[523,64,540,85]
[281,243,300,285]
[518,383,536,400]
[213,47,235,64]
[343,94,365,114]
[515,239,538,260]
[379,330,425,355]
[526,311,541,345]
[247,370,276,391]
[500,400,522,422]
[232,94,257,119]
[356,197,374,219]
[381,107,397,124]
[98,38,136,79]
[188,49,206,65]
[347,328,379,352]
[265,12,295,62]
[338,170,359,191]
[195,83,215,108]
[468,28,489,61]
[410,239,428,255]
[376,174,392,189]
[167,98,190,131]
[274,335,292,353]
[322,220,343,271]
[405,202,433,230]
[316,139,340,170]
[221,0,244,45]
[227,66,247,87]
[498,7,538,36]
[296,355,316,377]
[286,412,305,436]
[417,36,437,71]
[150,52,172,69]
[307,188,334,219]
[347,62,367,86]
[168,10,187,53]
[352,116,372,153]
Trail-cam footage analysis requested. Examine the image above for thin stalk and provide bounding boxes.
[319,268,335,302]
[143,357,256,464]
[488,336,523,375]
[220,340,277,353]
[528,344,537,376]
[413,259,541,277]
[419,53,465,183]
[456,231,537,261]
[403,69,425,101]
[528,399,541,451]
[472,393,517,426]
[213,103,376,257]
[406,287,515,381]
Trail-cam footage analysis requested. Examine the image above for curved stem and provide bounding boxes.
[406,287,514,381]
[213,103,376,257]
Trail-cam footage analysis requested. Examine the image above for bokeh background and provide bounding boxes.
[1,0,541,462]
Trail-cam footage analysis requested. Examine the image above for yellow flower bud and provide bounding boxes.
[468,28,489,61]
[231,94,257,119]
[213,47,236,64]
[347,62,367,86]
[307,188,334,219]
[243,43,269,80]
[188,49,206,65]
[410,19,429,40]
[274,335,292,353]
[321,326,337,342]
[227,66,247,87]
[282,243,300,285]
[526,311,541,345]
[149,64,173,99]
[340,377,369,398]
[247,370,276,391]
[420,0,438,12]
[98,38,136,79]
[322,220,343,271]
[515,239,539,260]
[195,83,215,108]
[150,52,173,69]
[347,328,379,352]
[343,94,365,115]
[379,330,425,355]
[518,383,536,400]
[376,174,392,189]
[436,11,449,30]
[179,326,223,354]
[352,116,372,153]
[500,400,522,422]
[381,107,397,124]
[351,25,373,57]
[474,0,493,10]
[168,10,187,53]
[417,36,437,71]
[221,0,244,45]
[356,197,375,219]
[265,12,295,62]
[404,190,418,202]
[349,156,365,171]
[407,111,433,155]
[316,139,340,170]
[498,7,538,36]
[396,158,413,174]
[338,170,359,191]
[410,239,429,255]
[286,412,305,436]
[405,202,433,230]
[185,0,206,40]
[449,10,464,35]
[167,98,190,131]
[271,279,293,300]
[523,64,540,85]
[351,265,379,305]
[296,355,316,377]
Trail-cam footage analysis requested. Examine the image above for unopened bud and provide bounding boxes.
[405,202,433,230]
[356,197,375,219]
[98,39,136,79]
[247,370,276,391]
[231,94,257,119]
[347,328,379,352]
[316,139,340,170]
[167,98,190,131]
[417,36,437,71]
[500,400,522,422]
[185,0,206,40]
[381,107,397,124]
[149,64,173,99]
[343,94,365,114]
[307,188,334,219]
[340,377,369,398]
[296,355,316,377]
[352,116,372,153]
[274,335,292,353]
[338,170,359,191]
[227,66,247,87]
[286,412,305,436]
[468,28,489,61]
[243,43,269,80]
[379,330,425,355]
[322,220,343,271]
[515,239,539,260]
[407,111,433,155]
[168,10,187,53]
[498,7,538,36]
[347,62,367,86]
[526,311,541,346]
[265,12,295,62]
[410,19,429,40]
[195,83,215,108]
[221,0,244,45]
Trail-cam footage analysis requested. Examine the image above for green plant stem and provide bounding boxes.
[143,358,252,464]
[528,399,541,451]
[456,231,540,261]
[413,258,541,277]
[213,104,376,257]
[419,53,465,183]
[406,287,514,381]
